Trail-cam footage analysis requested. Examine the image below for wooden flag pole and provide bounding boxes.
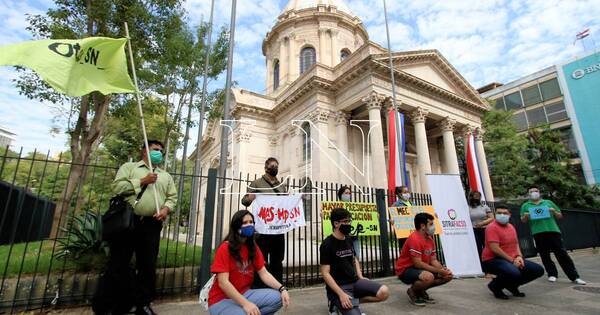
[124,22,161,215]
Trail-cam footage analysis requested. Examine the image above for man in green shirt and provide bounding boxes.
[520,186,585,285]
[106,140,178,315]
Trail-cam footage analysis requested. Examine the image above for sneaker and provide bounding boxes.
[506,287,526,297]
[548,276,557,282]
[487,283,509,300]
[573,278,587,285]
[407,288,426,306]
[420,291,436,304]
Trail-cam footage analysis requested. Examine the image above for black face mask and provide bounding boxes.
[267,167,278,177]
[339,224,352,235]
[470,198,480,206]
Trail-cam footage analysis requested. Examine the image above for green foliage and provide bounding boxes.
[482,108,531,199]
[527,127,599,209]
[54,210,108,272]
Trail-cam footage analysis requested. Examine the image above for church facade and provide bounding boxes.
[194,0,494,200]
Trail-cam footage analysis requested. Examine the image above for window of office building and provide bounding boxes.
[522,84,542,106]
[504,91,523,110]
[511,111,528,131]
[526,107,547,127]
[494,97,505,110]
[539,78,561,100]
[559,127,579,155]
[545,101,569,123]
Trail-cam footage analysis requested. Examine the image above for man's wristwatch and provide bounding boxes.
[278,285,288,292]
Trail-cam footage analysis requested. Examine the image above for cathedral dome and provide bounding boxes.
[283,0,354,16]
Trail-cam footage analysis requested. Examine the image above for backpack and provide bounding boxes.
[199,274,216,310]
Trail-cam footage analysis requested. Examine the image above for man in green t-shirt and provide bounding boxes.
[520,187,586,285]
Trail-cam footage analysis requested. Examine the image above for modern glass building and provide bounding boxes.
[479,49,600,185]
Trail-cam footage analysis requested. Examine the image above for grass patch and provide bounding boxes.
[0,239,204,278]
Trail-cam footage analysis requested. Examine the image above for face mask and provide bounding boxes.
[426,224,436,236]
[496,214,510,225]
[470,198,480,206]
[239,225,255,237]
[530,192,540,200]
[401,193,411,200]
[339,224,352,235]
[267,167,278,177]
[150,150,163,165]
[341,194,351,202]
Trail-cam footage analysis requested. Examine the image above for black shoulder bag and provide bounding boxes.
[102,185,148,241]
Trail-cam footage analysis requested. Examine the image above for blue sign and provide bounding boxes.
[529,206,550,220]
[561,51,600,184]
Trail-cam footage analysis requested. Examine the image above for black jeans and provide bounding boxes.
[106,215,162,307]
[483,258,544,290]
[254,234,285,287]
[533,232,579,280]
[473,228,486,266]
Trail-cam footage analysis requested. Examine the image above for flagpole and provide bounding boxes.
[215,0,238,244]
[189,0,216,243]
[383,0,406,187]
[124,22,161,215]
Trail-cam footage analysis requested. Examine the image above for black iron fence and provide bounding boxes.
[1,149,599,313]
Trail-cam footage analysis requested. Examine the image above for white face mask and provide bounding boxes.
[496,214,510,225]
[426,224,436,235]
[401,193,411,200]
[530,191,541,200]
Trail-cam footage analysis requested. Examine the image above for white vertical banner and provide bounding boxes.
[426,174,483,277]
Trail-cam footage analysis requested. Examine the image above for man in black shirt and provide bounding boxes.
[320,208,390,315]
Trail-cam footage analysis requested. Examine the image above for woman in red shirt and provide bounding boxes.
[208,210,291,315]
[482,207,544,299]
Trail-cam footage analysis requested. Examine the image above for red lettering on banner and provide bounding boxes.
[292,207,300,219]
[258,207,275,223]
[277,208,289,223]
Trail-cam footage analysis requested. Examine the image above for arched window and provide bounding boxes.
[302,122,311,161]
[273,59,280,90]
[340,49,351,61]
[300,46,316,74]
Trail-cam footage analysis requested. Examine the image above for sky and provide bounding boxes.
[0,0,599,156]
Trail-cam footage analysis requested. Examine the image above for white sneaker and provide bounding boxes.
[573,278,587,285]
[548,276,557,282]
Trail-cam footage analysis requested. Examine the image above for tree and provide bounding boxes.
[17,0,185,236]
[482,108,531,200]
[527,126,599,209]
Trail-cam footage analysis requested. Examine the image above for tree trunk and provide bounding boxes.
[50,94,111,237]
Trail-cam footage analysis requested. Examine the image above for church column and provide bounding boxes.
[319,28,328,66]
[269,135,279,159]
[475,128,495,201]
[362,92,387,189]
[265,56,272,93]
[330,29,338,66]
[441,117,460,175]
[335,111,350,182]
[309,108,331,182]
[280,38,288,85]
[288,33,296,82]
[410,107,432,193]
[233,127,252,176]
[286,126,300,179]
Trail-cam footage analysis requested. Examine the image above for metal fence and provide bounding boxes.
[1,149,599,313]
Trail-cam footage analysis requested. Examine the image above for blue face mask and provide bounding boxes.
[496,214,510,225]
[150,150,163,165]
[341,194,351,202]
[239,225,255,237]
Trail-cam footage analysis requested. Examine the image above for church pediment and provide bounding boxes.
[374,50,486,106]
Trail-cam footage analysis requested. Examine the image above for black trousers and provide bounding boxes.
[473,228,486,267]
[533,232,580,280]
[254,233,285,287]
[106,215,163,308]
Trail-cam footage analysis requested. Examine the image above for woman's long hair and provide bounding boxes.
[224,210,257,264]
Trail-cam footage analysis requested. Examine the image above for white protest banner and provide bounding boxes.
[426,174,483,277]
[252,193,305,234]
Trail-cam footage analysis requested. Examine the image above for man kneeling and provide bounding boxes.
[395,213,452,306]
[483,206,544,299]
[320,208,390,315]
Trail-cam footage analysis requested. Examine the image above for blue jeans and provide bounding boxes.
[483,258,544,290]
[209,289,282,315]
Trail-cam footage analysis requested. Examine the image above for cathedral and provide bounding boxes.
[193,0,494,200]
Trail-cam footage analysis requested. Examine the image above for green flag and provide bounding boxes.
[0,37,136,96]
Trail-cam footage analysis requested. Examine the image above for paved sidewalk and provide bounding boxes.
[51,249,600,315]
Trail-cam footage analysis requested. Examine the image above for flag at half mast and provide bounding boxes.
[0,37,135,96]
